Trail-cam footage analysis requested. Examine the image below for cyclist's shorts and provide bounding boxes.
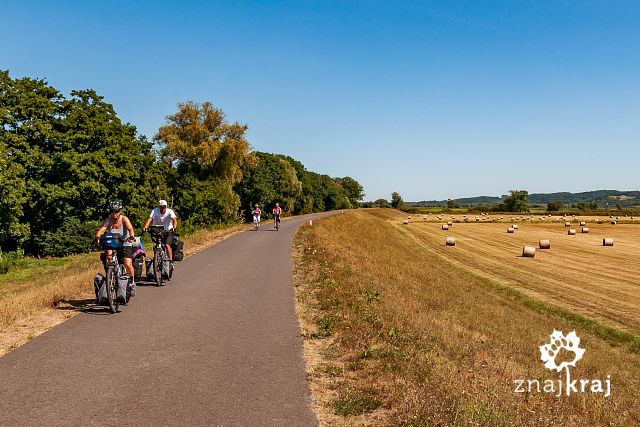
[119,246,133,259]
[274,214,281,220]
[253,214,261,222]
[163,230,176,246]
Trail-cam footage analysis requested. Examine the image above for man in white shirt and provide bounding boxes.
[143,200,178,261]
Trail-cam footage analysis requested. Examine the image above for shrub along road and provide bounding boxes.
[0,216,324,426]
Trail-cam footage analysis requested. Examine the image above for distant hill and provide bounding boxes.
[409,190,640,208]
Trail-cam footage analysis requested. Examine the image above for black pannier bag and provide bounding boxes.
[171,239,184,261]
[132,256,143,280]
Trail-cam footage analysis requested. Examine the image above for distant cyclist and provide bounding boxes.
[143,199,178,261]
[95,201,136,301]
[252,204,261,228]
[272,202,282,228]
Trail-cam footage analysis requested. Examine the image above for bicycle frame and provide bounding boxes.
[100,241,127,313]
[148,225,169,286]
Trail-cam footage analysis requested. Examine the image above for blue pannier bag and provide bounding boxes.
[100,233,122,249]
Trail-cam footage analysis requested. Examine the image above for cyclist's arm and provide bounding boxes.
[95,218,110,241]
[172,217,177,230]
[123,216,135,238]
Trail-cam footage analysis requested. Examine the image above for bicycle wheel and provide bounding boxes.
[105,266,118,314]
[153,247,164,287]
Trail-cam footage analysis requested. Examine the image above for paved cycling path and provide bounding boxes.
[0,215,326,426]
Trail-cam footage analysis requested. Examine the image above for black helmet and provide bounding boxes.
[108,201,123,212]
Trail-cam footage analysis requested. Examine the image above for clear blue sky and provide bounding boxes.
[2,1,639,201]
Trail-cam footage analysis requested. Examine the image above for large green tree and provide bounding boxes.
[336,176,364,207]
[155,101,254,226]
[1,71,159,255]
[391,192,403,208]
[503,190,530,212]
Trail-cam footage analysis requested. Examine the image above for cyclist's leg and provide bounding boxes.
[121,247,134,278]
[165,231,174,261]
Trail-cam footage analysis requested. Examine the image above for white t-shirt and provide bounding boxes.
[149,207,176,230]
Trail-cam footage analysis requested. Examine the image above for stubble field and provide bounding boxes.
[400,216,640,335]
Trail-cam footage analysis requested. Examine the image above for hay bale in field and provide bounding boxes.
[596,219,603,224]
[446,237,456,246]
[580,221,586,226]
[582,227,589,233]
[403,220,409,225]
[611,221,617,225]
[568,229,576,235]
[603,238,614,246]
[442,224,449,230]
[507,227,515,233]
[408,216,412,220]
[522,246,536,257]
[539,240,550,249]
[447,221,453,226]
[565,222,571,226]
[512,224,518,229]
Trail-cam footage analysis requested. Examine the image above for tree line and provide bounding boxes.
[0,71,364,257]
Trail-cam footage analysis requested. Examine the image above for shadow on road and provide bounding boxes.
[57,298,114,315]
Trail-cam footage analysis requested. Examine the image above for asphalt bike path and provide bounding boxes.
[0,215,325,426]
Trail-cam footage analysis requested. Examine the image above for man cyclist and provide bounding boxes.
[143,199,178,261]
[252,204,261,228]
[95,201,136,301]
[272,202,282,228]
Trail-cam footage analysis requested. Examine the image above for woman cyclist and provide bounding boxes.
[95,201,136,301]
[252,204,261,228]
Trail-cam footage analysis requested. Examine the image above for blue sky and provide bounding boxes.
[2,1,639,201]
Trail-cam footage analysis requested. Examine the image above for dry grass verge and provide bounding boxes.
[293,209,639,426]
[0,223,246,356]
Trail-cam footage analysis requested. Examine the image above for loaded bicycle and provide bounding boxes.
[98,233,132,313]
[146,225,172,287]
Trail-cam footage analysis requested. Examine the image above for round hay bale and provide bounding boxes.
[512,224,518,229]
[564,222,571,226]
[568,229,576,235]
[539,240,551,249]
[580,221,586,226]
[581,227,589,233]
[603,238,614,246]
[611,220,617,225]
[507,227,515,233]
[522,246,536,257]
[596,219,603,224]
[447,221,453,226]
[446,237,456,246]
[442,224,449,230]
[403,220,409,225]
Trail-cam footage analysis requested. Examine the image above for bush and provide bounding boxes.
[36,218,102,257]
[0,249,24,274]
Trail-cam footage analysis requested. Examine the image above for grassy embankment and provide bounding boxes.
[294,209,639,426]
[0,224,246,355]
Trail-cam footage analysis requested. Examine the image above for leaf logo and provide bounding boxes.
[539,329,585,372]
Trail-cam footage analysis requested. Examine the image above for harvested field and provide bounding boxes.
[398,216,640,334]
[294,209,640,425]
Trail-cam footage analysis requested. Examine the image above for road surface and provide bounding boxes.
[0,215,321,426]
